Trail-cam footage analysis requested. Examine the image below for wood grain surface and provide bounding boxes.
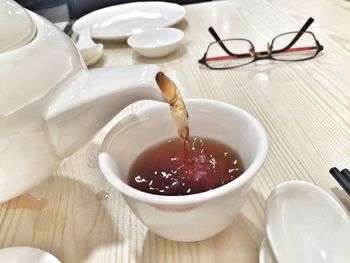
[1,0,350,262]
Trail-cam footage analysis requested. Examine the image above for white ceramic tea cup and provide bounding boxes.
[99,99,268,242]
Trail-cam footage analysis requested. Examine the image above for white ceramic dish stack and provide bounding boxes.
[127,28,184,58]
[260,181,350,263]
[72,2,186,60]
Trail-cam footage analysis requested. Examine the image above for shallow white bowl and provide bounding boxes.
[127,28,184,58]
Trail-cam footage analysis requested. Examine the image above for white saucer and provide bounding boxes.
[127,28,183,58]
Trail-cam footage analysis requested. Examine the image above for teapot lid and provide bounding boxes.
[0,0,36,53]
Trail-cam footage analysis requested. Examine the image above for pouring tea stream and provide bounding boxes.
[0,0,170,203]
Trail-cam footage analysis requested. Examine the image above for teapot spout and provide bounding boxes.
[44,64,166,157]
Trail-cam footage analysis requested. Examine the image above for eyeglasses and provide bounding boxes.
[198,17,324,70]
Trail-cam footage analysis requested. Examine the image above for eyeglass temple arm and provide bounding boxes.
[208,27,238,56]
[273,17,314,53]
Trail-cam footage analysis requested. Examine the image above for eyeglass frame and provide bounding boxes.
[198,17,324,70]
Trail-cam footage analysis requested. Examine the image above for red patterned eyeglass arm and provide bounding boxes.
[206,46,318,62]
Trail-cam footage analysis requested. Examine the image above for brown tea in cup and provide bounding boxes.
[128,136,244,195]
[127,73,244,196]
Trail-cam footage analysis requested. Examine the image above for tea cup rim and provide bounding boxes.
[99,99,268,206]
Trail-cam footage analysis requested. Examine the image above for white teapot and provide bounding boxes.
[0,0,166,203]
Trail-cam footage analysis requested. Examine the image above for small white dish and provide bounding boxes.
[266,181,350,263]
[76,28,103,66]
[0,246,60,262]
[72,2,186,40]
[127,28,183,58]
[259,238,277,263]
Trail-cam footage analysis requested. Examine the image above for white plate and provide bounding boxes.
[266,181,350,263]
[0,247,60,263]
[127,28,183,58]
[72,1,186,40]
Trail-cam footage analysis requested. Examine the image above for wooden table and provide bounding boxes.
[1,0,350,262]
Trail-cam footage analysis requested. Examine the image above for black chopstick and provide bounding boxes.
[329,167,350,196]
[341,169,350,181]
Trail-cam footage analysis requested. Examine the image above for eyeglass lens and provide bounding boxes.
[206,39,254,69]
[271,32,318,61]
